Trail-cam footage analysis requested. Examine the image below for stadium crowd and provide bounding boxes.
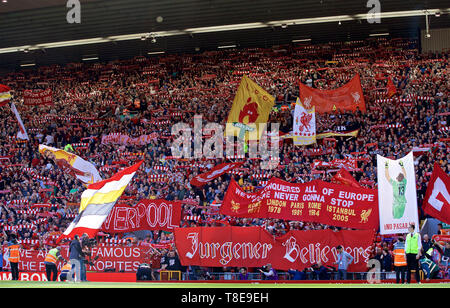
[0,36,449,280]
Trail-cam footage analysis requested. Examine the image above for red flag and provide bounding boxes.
[387,76,396,98]
[332,168,361,188]
[422,163,450,224]
[190,162,243,187]
[0,84,11,107]
[299,74,366,114]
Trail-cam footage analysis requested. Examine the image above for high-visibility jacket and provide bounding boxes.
[405,233,420,254]
[393,242,407,266]
[8,244,20,263]
[61,263,72,272]
[44,248,59,264]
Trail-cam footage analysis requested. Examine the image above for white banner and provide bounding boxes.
[377,152,419,235]
[292,98,316,146]
[11,102,29,140]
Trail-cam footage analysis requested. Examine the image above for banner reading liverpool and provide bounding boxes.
[101,199,182,233]
[174,227,374,272]
[377,152,419,235]
[226,75,275,141]
[422,163,450,225]
[39,144,102,185]
[221,177,378,230]
[299,74,366,114]
[292,98,316,145]
[190,162,243,187]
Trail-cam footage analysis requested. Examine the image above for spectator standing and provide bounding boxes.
[68,235,83,282]
[238,267,249,280]
[160,249,184,279]
[421,234,431,255]
[380,248,392,279]
[335,245,353,280]
[80,233,90,282]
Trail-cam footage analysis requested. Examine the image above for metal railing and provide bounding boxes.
[177,271,380,281]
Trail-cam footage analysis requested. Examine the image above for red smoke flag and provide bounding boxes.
[332,168,361,188]
[0,84,11,107]
[422,163,450,224]
[387,76,396,98]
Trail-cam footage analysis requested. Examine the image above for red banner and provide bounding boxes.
[221,177,378,230]
[101,199,182,233]
[299,74,366,114]
[190,162,243,187]
[23,89,53,106]
[174,227,374,272]
[422,163,450,225]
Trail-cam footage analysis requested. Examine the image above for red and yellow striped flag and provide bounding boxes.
[0,84,11,107]
[58,161,143,241]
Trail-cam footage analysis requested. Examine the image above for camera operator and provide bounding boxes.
[80,233,98,282]
[418,238,443,280]
[258,263,278,280]
[311,262,334,280]
[424,238,444,264]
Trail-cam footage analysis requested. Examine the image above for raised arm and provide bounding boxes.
[399,161,406,177]
[385,161,391,182]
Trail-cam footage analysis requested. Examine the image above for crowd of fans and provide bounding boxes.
[0,36,449,280]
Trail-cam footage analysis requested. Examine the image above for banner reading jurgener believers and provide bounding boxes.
[221,177,379,230]
[174,227,374,272]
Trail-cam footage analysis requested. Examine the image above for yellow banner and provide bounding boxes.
[316,129,359,139]
[226,75,275,140]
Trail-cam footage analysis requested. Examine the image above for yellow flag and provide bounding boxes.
[226,75,275,141]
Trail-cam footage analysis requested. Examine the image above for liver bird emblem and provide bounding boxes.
[299,113,313,132]
[360,209,372,223]
[231,200,240,213]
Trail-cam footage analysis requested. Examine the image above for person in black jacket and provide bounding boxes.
[380,248,393,280]
[68,235,84,282]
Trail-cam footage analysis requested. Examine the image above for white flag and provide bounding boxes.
[292,98,316,146]
[39,144,103,185]
[377,152,419,235]
[10,102,29,140]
